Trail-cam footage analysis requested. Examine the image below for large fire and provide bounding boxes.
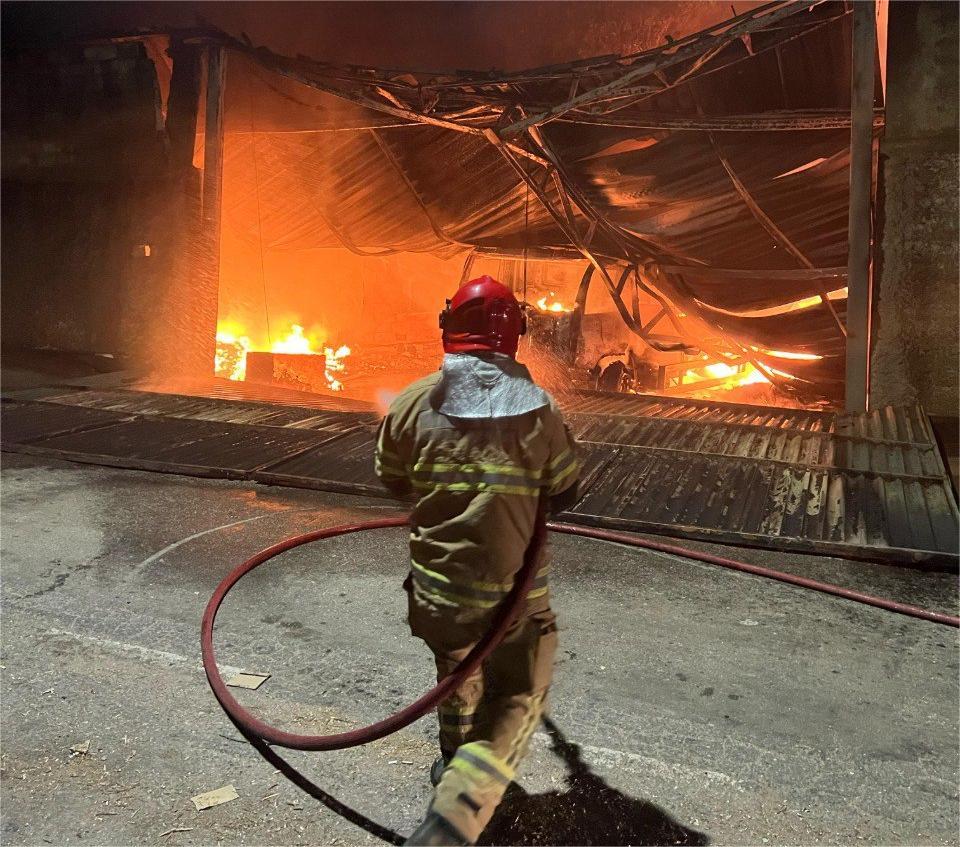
[214,322,351,391]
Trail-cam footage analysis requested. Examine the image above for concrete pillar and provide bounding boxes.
[870,1,959,416]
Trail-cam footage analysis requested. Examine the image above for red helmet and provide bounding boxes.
[439,276,526,357]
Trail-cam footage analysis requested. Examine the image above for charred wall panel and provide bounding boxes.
[0,40,207,374]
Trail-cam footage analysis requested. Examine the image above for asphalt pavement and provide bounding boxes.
[1,454,957,846]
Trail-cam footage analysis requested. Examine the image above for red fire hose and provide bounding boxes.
[200,514,957,842]
[202,511,548,751]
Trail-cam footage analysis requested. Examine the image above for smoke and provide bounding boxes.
[375,388,400,416]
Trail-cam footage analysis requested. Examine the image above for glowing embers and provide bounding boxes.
[213,322,351,392]
[534,292,574,313]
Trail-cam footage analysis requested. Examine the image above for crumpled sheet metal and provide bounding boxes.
[217,1,860,403]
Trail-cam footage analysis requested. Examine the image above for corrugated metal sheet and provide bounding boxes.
[37,388,378,430]
[3,390,956,564]
[558,390,834,428]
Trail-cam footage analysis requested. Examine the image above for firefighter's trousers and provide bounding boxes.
[409,598,558,843]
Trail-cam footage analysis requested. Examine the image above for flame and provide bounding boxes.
[750,346,823,361]
[696,287,848,319]
[214,321,350,392]
[271,324,313,355]
[535,292,573,313]
[215,329,250,381]
[681,361,770,391]
[323,343,351,392]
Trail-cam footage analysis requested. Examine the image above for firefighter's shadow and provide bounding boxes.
[479,716,709,846]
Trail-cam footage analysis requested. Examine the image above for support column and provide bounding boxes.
[844,0,876,411]
[870,2,959,416]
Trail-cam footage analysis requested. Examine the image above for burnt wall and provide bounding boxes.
[0,39,207,373]
[870,2,959,416]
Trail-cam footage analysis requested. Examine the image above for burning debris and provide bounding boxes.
[214,329,250,381]
[214,322,351,392]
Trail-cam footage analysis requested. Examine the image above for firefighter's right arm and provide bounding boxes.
[543,407,581,515]
[375,413,414,499]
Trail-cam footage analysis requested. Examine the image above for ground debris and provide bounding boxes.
[158,826,194,839]
[225,671,270,690]
[69,740,90,757]
[190,784,239,811]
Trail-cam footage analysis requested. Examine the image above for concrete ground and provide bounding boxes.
[1,454,957,847]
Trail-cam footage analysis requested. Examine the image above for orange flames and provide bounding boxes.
[680,360,769,392]
[214,322,351,392]
[535,292,573,313]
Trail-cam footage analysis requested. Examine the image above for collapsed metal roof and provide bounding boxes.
[212,0,876,404]
[4,387,956,565]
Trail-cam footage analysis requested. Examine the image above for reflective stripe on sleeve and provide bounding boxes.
[545,449,580,489]
[374,448,407,477]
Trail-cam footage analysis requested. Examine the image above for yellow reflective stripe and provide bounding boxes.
[412,480,541,496]
[410,565,504,605]
[418,583,548,607]
[411,461,542,479]
[410,562,549,609]
[546,447,572,471]
[413,582,499,609]
[451,744,515,785]
[438,704,477,716]
[412,560,504,591]
[412,560,549,593]
[547,455,580,487]
[375,459,406,475]
[375,449,407,474]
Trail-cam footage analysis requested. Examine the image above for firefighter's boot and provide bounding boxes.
[404,810,470,846]
[430,755,449,787]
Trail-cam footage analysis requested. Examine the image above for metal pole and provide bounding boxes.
[845,0,876,411]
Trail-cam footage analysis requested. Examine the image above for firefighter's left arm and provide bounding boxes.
[543,406,581,515]
[375,413,414,499]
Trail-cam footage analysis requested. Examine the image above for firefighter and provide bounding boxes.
[375,276,581,846]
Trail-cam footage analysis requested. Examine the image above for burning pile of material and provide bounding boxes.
[214,322,351,392]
